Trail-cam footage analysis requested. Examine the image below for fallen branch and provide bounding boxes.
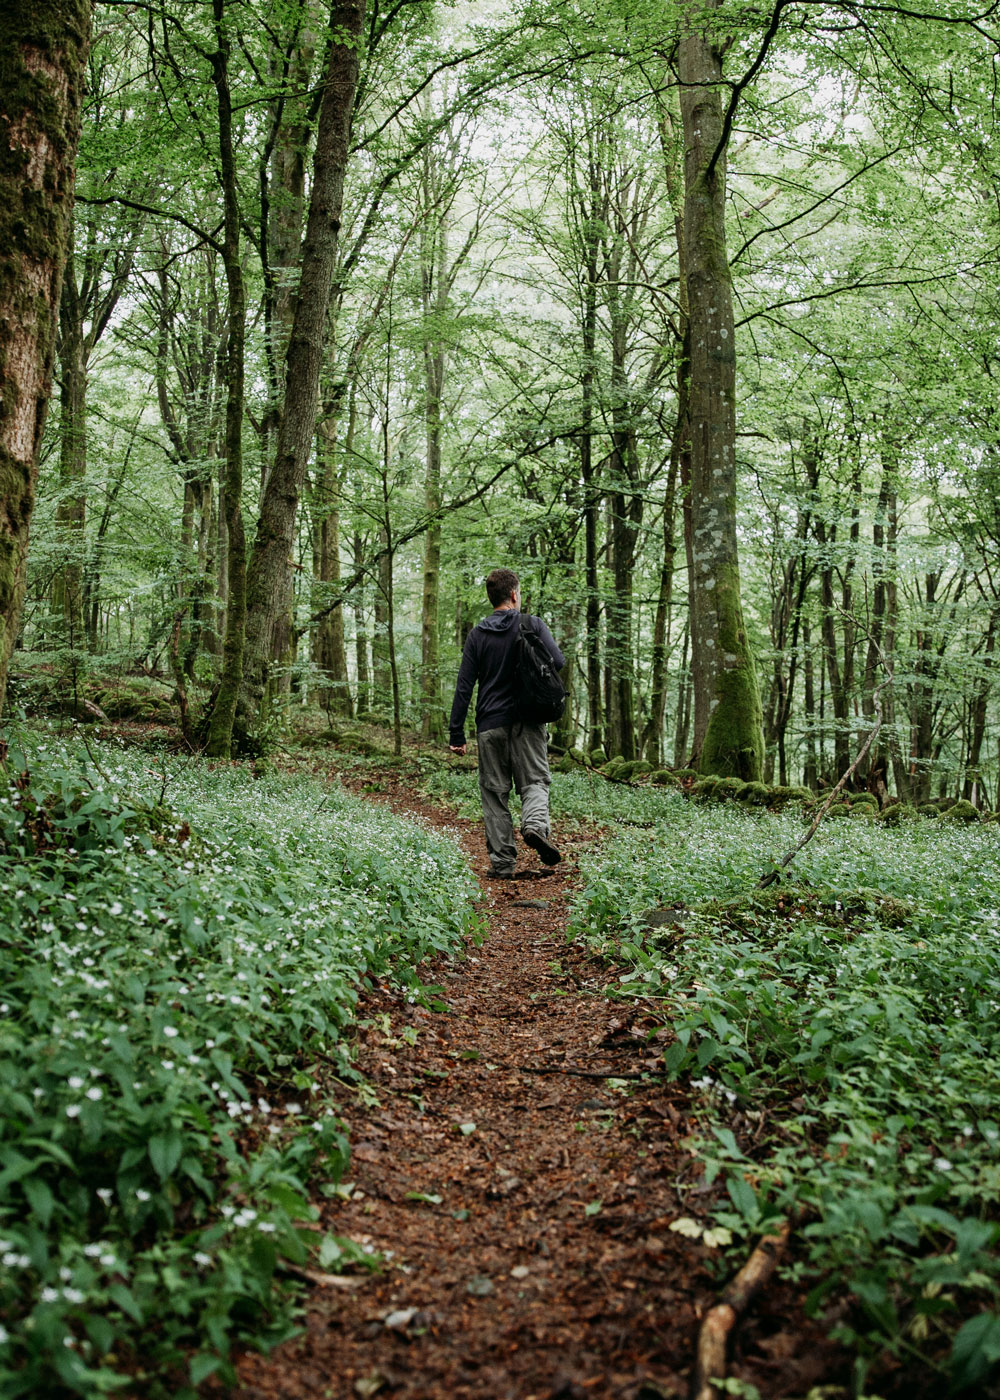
[760,625,893,889]
[277,1261,364,1290]
[690,1222,791,1400]
[518,1065,648,1080]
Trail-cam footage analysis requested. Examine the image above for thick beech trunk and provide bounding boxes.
[678,0,763,778]
[241,0,365,734]
[0,0,91,716]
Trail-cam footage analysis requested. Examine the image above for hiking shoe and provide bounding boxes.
[521,828,561,865]
[485,869,517,880]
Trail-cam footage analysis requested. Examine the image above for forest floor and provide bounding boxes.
[229,760,846,1400]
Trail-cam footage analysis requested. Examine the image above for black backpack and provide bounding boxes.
[512,614,566,724]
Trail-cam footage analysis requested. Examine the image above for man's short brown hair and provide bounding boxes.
[486,567,520,608]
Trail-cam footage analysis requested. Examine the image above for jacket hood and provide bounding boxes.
[477,608,521,633]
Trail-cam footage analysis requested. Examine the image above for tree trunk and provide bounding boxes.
[55,259,87,649]
[580,152,603,754]
[678,0,763,779]
[241,0,365,732]
[0,0,91,717]
[963,609,996,804]
[312,411,352,715]
[802,619,818,790]
[203,0,248,757]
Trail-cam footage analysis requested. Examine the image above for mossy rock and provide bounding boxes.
[92,681,175,724]
[850,793,879,809]
[737,781,770,806]
[714,777,745,799]
[301,728,344,748]
[590,747,608,767]
[650,769,676,787]
[602,757,627,778]
[827,801,852,819]
[338,733,378,756]
[917,801,941,817]
[555,752,576,773]
[690,776,721,801]
[982,811,1000,824]
[616,760,642,781]
[876,803,916,825]
[674,768,699,781]
[771,784,814,807]
[940,799,981,823]
[850,804,876,821]
[569,747,588,766]
[630,759,653,777]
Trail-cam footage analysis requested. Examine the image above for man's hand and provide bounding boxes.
[449,744,467,755]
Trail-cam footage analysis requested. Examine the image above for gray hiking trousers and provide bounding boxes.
[477,724,552,876]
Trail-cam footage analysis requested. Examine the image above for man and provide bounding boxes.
[448,568,564,878]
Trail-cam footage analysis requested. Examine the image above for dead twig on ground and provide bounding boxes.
[518,1065,649,1080]
[690,1222,791,1400]
[277,1261,365,1290]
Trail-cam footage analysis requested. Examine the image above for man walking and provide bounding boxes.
[448,568,564,878]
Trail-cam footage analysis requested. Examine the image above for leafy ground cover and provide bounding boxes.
[424,762,684,828]
[0,727,476,1397]
[569,795,1000,1391]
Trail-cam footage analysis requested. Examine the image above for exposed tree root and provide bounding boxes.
[690,1222,791,1400]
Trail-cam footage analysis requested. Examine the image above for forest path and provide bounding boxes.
[231,768,805,1400]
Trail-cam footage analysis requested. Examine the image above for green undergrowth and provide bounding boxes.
[570,803,1000,1392]
[0,727,476,1397]
[424,763,686,827]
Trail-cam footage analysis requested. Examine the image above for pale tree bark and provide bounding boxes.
[678,0,763,779]
[0,0,92,718]
[240,0,365,738]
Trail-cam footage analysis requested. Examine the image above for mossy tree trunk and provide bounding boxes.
[678,0,763,779]
[241,0,365,735]
[0,0,91,718]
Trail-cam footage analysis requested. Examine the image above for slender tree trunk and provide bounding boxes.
[802,619,818,790]
[312,412,352,714]
[678,0,763,778]
[0,1,91,715]
[963,613,996,803]
[241,0,365,731]
[204,0,248,756]
[580,149,603,752]
[673,624,692,767]
[55,261,87,649]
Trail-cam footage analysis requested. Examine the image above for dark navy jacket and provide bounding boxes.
[448,609,564,746]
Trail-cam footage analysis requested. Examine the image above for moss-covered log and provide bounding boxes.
[0,0,92,717]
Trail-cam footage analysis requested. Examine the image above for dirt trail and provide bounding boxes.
[233,780,835,1400]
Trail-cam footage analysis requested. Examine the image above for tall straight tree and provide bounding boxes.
[0,0,92,717]
[238,0,366,740]
[678,0,763,778]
